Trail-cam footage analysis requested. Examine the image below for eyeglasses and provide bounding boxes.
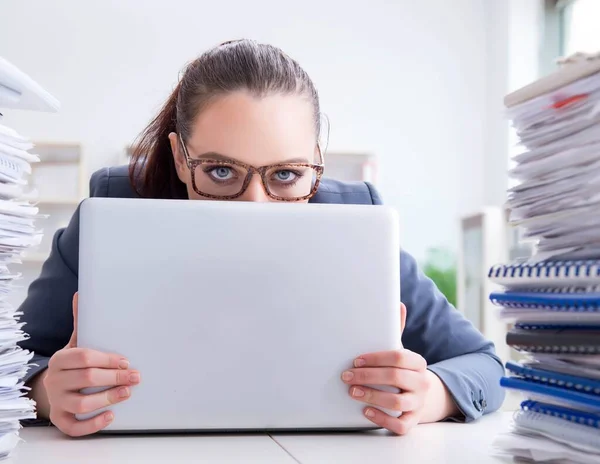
[179,134,325,201]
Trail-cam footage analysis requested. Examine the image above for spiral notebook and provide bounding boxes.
[525,357,600,381]
[520,400,600,429]
[490,290,600,312]
[506,328,600,353]
[488,260,600,288]
[506,362,600,393]
[500,377,600,410]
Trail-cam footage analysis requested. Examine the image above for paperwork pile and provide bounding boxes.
[0,55,59,458]
[490,52,600,464]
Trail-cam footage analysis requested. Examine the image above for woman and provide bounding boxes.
[20,39,505,437]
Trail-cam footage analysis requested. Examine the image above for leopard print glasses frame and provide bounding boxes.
[178,134,325,201]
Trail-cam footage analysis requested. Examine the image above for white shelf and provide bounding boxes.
[21,252,48,263]
[31,142,81,163]
[37,198,80,206]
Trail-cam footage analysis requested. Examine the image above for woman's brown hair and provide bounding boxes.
[129,39,321,199]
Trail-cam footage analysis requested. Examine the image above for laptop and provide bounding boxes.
[76,197,401,432]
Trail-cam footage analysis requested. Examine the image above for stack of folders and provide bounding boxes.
[489,52,600,464]
[0,56,59,458]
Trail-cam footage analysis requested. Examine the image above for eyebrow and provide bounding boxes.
[194,152,311,164]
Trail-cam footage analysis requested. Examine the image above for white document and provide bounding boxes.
[0,55,54,460]
[494,432,600,464]
[0,56,59,112]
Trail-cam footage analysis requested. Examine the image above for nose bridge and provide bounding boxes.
[241,172,270,202]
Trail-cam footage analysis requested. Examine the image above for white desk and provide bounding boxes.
[6,430,294,464]
[271,412,512,464]
[7,412,512,463]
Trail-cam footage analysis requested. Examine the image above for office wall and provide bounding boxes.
[0,0,493,262]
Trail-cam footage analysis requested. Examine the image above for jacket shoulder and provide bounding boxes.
[89,165,137,198]
[310,178,382,205]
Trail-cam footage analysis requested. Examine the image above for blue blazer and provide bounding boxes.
[19,165,505,422]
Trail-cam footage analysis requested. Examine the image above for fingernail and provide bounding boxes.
[352,387,365,398]
[129,372,140,383]
[365,408,375,418]
[342,371,354,382]
[118,359,129,369]
[354,358,366,367]
[118,387,129,398]
[105,412,114,423]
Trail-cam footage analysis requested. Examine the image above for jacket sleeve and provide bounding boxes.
[19,169,110,385]
[365,182,506,422]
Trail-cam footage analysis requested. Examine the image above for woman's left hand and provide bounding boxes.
[341,345,434,435]
[341,302,441,435]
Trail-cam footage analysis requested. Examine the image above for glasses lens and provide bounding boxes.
[193,162,248,197]
[265,165,319,200]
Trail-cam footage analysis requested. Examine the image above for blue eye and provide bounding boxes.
[274,170,297,182]
[209,166,234,180]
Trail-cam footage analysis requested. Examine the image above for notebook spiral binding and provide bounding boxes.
[491,301,600,312]
[521,400,600,429]
[512,344,600,354]
[506,363,600,394]
[490,289,600,312]
[488,260,600,279]
[516,285,600,294]
[515,323,600,330]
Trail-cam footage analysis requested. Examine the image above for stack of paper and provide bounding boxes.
[488,52,600,464]
[0,56,59,459]
[505,52,600,263]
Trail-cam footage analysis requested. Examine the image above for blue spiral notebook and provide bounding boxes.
[500,377,600,410]
[506,362,600,394]
[490,290,600,311]
[488,260,600,289]
[520,399,600,429]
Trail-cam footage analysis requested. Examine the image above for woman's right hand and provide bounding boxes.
[42,292,141,436]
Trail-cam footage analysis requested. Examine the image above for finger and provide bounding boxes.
[342,367,425,391]
[67,292,78,348]
[49,348,130,371]
[364,408,420,435]
[61,386,131,415]
[353,349,427,371]
[51,410,115,437]
[349,386,421,412]
[57,368,140,390]
[400,303,407,334]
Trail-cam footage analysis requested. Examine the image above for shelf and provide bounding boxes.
[30,142,81,163]
[36,198,80,206]
[21,252,48,263]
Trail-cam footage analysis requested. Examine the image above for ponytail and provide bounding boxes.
[129,82,188,199]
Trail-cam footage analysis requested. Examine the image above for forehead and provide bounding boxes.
[186,91,316,165]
